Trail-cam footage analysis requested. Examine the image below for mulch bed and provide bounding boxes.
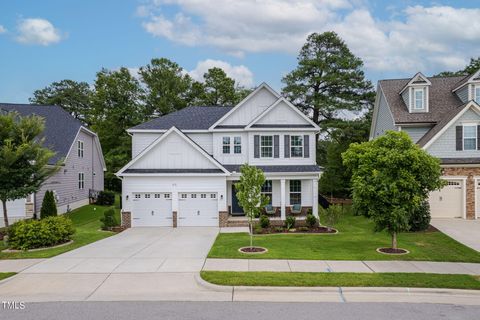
[377,247,410,255]
[238,246,268,254]
[254,226,337,234]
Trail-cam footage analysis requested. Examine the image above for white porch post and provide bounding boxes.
[280,179,286,220]
[312,179,319,218]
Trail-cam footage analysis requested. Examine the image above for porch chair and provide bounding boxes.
[264,204,276,215]
[290,204,302,215]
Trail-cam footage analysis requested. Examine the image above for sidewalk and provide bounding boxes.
[203,259,480,275]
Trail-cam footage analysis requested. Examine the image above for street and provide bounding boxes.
[0,301,478,320]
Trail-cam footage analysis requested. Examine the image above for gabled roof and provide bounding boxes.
[399,72,432,94]
[116,126,229,176]
[452,69,480,92]
[129,106,232,131]
[0,103,86,165]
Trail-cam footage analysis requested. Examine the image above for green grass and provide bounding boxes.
[208,209,480,262]
[0,272,16,281]
[201,271,480,290]
[0,196,121,259]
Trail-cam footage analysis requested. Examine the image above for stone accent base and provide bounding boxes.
[442,167,480,220]
[219,211,229,227]
[172,211,177,228]
[121,211,131,229]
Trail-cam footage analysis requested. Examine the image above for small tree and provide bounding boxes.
[40,190,57,219]
[323,205,342,231]
[342,131,444,249]
[0,112,58,227]
[234,164,269,248]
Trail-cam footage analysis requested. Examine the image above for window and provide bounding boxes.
[77,140,84,158]
[475,86,480,104]
[260,136,273,158]
[261,180,273,205]
[154,193,161,198]
[222,137,230,154]
[181,193,187,199]
[289,180,301,205]
[134,194,141,199]
[414,89,424,110]
[191,194,197,198]
[463,125,477,150]
[164,193,170,199]
[201,193,206,199]
[78,173,84,189]
[145,194,151,199]
[290,136,303,157]
[234,136,241,154]
[210,194,216,199]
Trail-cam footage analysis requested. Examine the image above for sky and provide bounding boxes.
[0,0,479,103]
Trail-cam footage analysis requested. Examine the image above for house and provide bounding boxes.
[0,103,106,226]
[370,69,480,220]
[116,83,322,227]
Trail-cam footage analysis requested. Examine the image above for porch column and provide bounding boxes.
[280,179,286,220]
[312,179,319,218]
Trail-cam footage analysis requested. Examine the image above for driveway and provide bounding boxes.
[0,227,232,302]
[431,218,480,252]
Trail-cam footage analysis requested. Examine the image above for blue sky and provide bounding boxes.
[1,0,479,103]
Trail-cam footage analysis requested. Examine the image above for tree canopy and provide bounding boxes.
[434,57,480,77]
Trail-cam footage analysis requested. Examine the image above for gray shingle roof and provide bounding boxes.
[379,75,468,124]
[223,165,322,173]
[130,106,233,130]
[0,103,83,165]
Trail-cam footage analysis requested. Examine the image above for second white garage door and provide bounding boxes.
[132,193,173,227]
[429,180,463,218]
[178,193,219,226]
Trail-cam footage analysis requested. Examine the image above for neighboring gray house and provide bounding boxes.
[370,70,480,220]
[0,103,106,226]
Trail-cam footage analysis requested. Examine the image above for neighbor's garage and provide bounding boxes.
[132,193,173,227]
[178,192,219,226]
[428,180,464,218]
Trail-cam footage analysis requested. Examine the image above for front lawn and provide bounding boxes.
[201,271,480,290]
[0,272,16,281]
[208,209,480,262]
[0,197,121,259]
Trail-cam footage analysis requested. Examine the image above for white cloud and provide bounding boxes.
[16,18,62,46]
[188,59,254,87]
[139,1,480,74]
[0,25,6,34]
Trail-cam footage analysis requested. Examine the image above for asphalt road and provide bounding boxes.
[0,301,479,320]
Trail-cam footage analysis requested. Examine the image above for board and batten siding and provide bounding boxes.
[212,132,248,164]
[255,100,308,125]
[35,129,104,215]
[132,133,162,158]
[426,108,480,158]
[187,133,213,154]
[402,126,431,143]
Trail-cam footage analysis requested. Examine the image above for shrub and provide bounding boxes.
[298,226,309,232]
[259,215,270,229]
[409,201,431,232]
[284,216,296,230]
[323,204,342,230]
[96,191,115,206]
[40,190,57,219]
[306,208,312,215]
[7,216,75,250]
[305,214,317,228]
[100,208,118,229]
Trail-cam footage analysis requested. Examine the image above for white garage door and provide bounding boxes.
[132,193,172,227]
[429,180,463,218]
[178,193,218,227]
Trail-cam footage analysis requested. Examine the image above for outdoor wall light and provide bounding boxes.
[220,194,223,200]
[126,195,129,201]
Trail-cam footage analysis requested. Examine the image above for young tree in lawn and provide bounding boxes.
[342,131,444,250]
[0,112,58,227]
[235,164,269,248]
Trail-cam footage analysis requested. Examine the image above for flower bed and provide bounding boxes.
[254,226,338,234]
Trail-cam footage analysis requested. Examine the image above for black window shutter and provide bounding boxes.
[274,135,279,158]
[478,126,480,150]
[456,126,463,151]
[284,135,290,158]
[254,135,260,158]
[303,135,309,158]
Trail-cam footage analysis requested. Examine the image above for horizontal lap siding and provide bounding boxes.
[402,126,431,143]
[372,91,396,139]
[132,133,161,158]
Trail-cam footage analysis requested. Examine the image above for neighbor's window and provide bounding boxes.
[234,136,242,154]
[475,86,480,104]
[222,137,230,154]
[289,180,301,205]
[134,194,141,199]
[414,89,424,110]
[260,136,273,158]
[78,172,84,189]
[463,125,477,150]
[290,135,303,157]
[77,140,84,158]
[261,180,273,205]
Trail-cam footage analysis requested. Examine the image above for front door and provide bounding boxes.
[231,183,244,215]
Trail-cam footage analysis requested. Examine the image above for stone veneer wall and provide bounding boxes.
[442,167,480,219]
[172,211,177,228]
[121,211,131,228]
[219,211,229,227]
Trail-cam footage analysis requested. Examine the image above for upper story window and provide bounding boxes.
[77,140,84,158]
[475,86,480,104]
[414,89,424,110]
[290,136,303,157]
[78,172,84,190]
[234,136,242,154]
[463,125,477,151]
[222,137,230,154]
[260,136,273,158]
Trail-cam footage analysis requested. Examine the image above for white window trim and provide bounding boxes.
[234,136,242,154]
[475,85,480,103]
[290,135,304,158]
[77,140,84,158]
[222,136,231,154]
[289,180,302,205]
[413,88,425,110]
[463,124,477,151]
[260,135,274,159]
[78,172,84,190]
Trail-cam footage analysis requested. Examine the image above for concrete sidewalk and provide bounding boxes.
[203,259,480,275]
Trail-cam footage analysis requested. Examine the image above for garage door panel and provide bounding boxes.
[429,180,463,218]
[132,193,173,227]
[178,193,218,227]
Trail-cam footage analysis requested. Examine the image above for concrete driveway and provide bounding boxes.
[0,227,232,302]
[431,219,480,252]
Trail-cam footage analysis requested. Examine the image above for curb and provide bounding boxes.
[194,273,234,293]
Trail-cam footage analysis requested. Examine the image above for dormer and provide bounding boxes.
[452,69,480,104]
[399,72,431,113]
